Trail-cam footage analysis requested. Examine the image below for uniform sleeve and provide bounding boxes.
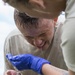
[4,37,15,71]
[61,18,75,72]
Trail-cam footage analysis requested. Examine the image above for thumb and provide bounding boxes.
[6,53,13,60]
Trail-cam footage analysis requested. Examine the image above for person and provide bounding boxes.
[3,0,75,75]
[4,10,67,75]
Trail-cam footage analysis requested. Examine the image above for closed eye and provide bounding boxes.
[39,33,46,37]
[25,36,34,39]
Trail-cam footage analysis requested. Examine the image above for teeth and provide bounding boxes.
[38,42,45,48]
[41,42,45,47]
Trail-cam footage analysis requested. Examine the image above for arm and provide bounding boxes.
[6,54,50,74]
[6,53,69,75]
[42,64,68,75]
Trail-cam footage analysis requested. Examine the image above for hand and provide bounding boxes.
[6,54,50,74]
[4,70,21,75]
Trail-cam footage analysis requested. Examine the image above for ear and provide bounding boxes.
[29,0,45,9]
[53,18,58,26]
[54,18,58,22]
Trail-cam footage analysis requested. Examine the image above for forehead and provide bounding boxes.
[20,19,54,36]
[25,19,53,30]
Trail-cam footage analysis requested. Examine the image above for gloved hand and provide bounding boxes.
[6,54,51,74]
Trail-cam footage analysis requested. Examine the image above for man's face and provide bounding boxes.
[17,19,55,51]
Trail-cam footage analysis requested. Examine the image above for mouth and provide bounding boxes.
[37,42,46,50]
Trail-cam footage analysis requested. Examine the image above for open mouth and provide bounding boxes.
[37,42,46,49]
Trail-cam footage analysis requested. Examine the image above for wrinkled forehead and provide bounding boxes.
[22,19,48,29]
[22,23,51,36]
[19,19,52,30]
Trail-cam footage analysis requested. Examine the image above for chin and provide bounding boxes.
[37,47,48,51]
[42,44,49,50]
[43,44,49,50]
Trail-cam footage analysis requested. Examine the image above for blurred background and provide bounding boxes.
[0,0,65,75]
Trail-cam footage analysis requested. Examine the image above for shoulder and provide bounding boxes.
[4,28,31,47]
[6,29,22,39]
[54,23,63,43]
[4,28,28,45]
[5,28,25,43]
[55,23,63,34]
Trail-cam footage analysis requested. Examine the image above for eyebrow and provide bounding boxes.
[25,32,46,38]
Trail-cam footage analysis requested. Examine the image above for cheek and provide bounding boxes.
[42,35,51,42]
[46,31,54,40]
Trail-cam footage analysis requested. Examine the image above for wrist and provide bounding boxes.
[42,64,50,75]
[31,56,50,74]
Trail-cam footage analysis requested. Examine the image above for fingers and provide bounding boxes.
[6,53,14,62]
[4,70,21,75]
[6,54,20,61]
[6,53,13,59]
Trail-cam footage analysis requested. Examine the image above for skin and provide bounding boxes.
[4,70,21,75]
[69,70,75,75]
[42,64,69,75]
[16,19,55,50]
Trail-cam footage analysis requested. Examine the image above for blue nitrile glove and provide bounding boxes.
[6,54,51,74]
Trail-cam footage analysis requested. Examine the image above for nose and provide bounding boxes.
[33,38,43,47]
